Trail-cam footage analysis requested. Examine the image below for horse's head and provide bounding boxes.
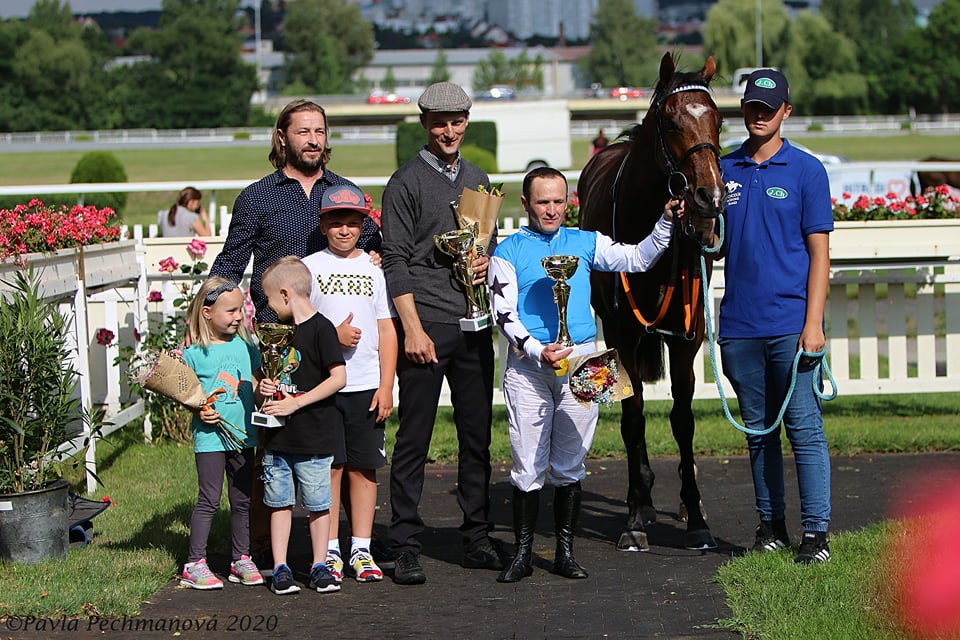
[647,53,725,243]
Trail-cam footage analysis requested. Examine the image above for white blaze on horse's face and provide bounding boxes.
[685,103,710,120]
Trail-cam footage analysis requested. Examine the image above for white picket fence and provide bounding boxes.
[8,221,952,493]
[80,225,959,412]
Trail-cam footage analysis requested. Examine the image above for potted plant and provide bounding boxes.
[0,268,87,564]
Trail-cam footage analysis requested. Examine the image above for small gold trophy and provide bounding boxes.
[542,255,580,375]
[251,321,297,428]
[434,228,492,332]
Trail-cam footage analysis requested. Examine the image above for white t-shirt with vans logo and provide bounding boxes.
[302,249,395,392]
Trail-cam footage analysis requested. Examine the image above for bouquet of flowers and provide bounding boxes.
[568,348,634,406]
[453,183,504,255]
[130,349,249,450]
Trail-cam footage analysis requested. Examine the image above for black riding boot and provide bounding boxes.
[497,487,540,583]
[553,482,588,579]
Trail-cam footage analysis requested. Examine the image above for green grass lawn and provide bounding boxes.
[2,134,958,228]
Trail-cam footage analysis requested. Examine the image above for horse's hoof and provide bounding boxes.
[684,528,717,550]
[617,530,650,552]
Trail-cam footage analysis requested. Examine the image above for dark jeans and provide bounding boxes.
[188,448,254,563]
[388,321,495,552]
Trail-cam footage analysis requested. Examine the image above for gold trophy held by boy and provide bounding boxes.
[251,321,297,428]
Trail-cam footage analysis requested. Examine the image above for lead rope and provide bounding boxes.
[699,216,838,436]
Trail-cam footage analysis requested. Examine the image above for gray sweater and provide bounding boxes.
[381,154,496,325]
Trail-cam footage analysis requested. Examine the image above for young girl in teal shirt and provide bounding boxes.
[179,277,264,589]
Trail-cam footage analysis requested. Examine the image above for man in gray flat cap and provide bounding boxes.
[378,81,502,585]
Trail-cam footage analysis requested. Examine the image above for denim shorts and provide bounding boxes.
[261,451,333,512]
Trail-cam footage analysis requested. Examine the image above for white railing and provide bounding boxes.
[110,227,959,406]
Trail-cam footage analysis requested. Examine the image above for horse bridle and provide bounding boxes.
[652,84,722,200]
[609,83,721,339]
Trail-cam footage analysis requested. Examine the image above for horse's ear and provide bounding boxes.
[659,52,675,85]
[702,56,716,84]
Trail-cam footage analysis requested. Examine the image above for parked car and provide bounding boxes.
[610,86,644,100]
[367,90,410,105]
[476,85,516,101]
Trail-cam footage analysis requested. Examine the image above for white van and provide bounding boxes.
[469,99,572,172]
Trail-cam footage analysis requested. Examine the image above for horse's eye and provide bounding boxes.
[665,119,682,134]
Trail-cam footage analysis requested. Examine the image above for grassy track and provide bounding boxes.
[3,134,959,227]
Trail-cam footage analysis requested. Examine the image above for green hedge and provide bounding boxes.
[69,151,128,215]
[395,120,498,169]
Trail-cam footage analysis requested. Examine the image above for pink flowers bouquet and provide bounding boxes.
[568,348,634,406]
[0,199,121,264]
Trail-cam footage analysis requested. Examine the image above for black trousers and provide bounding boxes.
[387,321,495,553]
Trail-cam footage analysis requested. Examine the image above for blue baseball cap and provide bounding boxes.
[742,69,790,109]
[319,184,369,217]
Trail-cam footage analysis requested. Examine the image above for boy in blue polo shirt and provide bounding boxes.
[718,69,834,564]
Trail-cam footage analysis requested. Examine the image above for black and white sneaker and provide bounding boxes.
[752,520,790,552]
[270,563,301,595]
[794,531,831,564]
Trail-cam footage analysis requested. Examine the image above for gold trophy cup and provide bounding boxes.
[542,255,580,375]
[251,321,297,428]
[434,228,492,332]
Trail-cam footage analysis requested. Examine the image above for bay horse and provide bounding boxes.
[578,53,725,551]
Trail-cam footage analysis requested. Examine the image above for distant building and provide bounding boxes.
[486,0,599,42]
[355,46,590,96]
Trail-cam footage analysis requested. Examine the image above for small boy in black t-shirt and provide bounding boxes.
[257,256,346,595]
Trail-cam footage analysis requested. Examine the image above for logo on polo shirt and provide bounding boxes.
[724,180,742,206]
[766,187,788,199]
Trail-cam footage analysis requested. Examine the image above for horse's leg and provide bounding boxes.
[667,337,717,550]
[616,332,657,552]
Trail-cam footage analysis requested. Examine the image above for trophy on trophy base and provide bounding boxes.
[251,321,297,428]
[542,255,580,375]
[435,228,492,332]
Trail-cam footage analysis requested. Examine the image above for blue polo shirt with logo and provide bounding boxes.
[719,138,833,339]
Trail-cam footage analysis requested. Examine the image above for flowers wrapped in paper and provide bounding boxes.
[453,184,503,255]
[568,348,634,406]
[130,349,249,450]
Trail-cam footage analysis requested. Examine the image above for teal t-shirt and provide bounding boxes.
[182,337,261,453]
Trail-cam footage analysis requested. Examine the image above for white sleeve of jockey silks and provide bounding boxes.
[488,254,547,362]
[592,214,672,273]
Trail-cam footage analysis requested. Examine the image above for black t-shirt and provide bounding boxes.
[262,312,345,456]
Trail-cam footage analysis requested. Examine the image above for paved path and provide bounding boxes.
[8,452,959,639]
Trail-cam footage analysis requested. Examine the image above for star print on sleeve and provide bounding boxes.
[490,275,508,298]
[496,310,513,329]
[515,334,530,351]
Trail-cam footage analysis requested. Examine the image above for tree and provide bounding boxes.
[581,0,660,88]
[0,0,113,132]
[472,50,545,92]
[891,0,960,113]
[703,0,790,79]
[819,0,918,113]
[428,50,451,85]
[382,66,397,92]
[282,0,375,94]
[783,12,867,114]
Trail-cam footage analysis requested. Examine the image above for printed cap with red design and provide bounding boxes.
[319,184,369,217]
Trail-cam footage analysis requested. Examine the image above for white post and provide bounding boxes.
[73,284,98,495]
[102,293,121,414]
